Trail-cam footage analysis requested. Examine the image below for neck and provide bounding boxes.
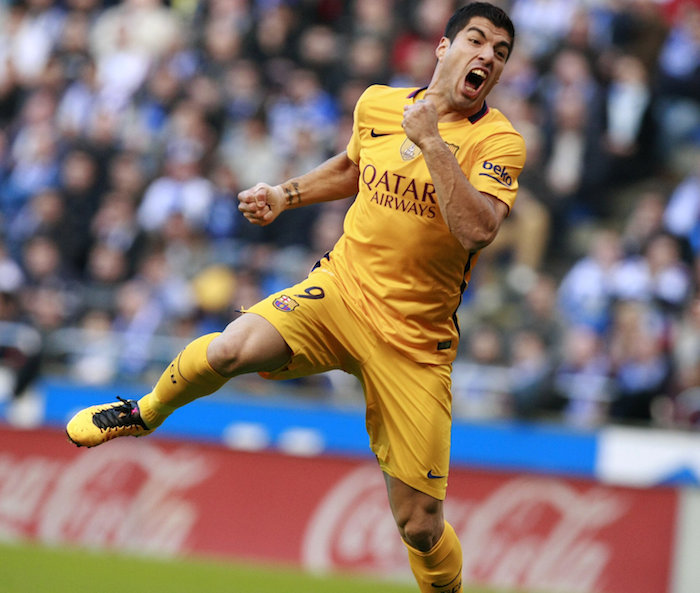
[423,87,484,122]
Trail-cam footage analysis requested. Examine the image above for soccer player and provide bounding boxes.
[67,3,525,592]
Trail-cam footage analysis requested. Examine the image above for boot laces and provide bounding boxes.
[92,396,148,431]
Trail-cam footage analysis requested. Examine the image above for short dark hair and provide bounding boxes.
[444,2,515,56]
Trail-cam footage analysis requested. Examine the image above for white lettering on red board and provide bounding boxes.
[0,441,212,554]
[302,465,628,593]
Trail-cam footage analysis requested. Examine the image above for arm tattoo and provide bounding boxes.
[284,181,302,207]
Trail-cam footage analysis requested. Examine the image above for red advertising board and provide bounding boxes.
[0,426,677,593]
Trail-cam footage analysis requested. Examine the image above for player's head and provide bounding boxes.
[445,2,515,60]
[427,2,514,117]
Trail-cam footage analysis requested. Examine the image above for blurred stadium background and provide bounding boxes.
[1,0,700,592]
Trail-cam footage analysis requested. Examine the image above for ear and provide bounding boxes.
[435,36,450,60]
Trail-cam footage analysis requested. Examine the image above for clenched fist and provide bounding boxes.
[238,182,285,226]
[402,99,441,149]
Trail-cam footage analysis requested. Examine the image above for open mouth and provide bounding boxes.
[464,68,488,92]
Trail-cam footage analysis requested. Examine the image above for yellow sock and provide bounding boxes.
[138,333,228,428]
[405,521,463,593]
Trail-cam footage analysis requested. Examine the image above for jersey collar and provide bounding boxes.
[467,101,489,124]
[406,87,490,124]
[406,86,427,99]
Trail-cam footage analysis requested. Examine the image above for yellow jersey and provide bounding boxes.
[319,85,526,364]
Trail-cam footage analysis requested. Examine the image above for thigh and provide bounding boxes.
[362,345,453,500]
[245,269,376,379]
[209,312,292,376]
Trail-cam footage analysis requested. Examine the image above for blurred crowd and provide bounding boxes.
[0,0,699,429]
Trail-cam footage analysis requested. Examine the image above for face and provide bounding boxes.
[432,16,512,117]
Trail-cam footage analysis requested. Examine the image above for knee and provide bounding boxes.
[207,330,245,376]
[396,504,444,552]
[207,316,291,377]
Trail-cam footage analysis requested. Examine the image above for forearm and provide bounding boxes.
[279,152,359,210]
[420,137,505,252]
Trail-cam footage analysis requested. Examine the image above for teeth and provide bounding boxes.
[465,68,488,90]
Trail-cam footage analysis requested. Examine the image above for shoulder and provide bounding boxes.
[480,108,524,140]
[353,85,422,133]
[356,84,420,109]
[472,108,526,160]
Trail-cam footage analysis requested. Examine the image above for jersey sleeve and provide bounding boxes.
[466,129,526,211]
[346,85,390,164]
[346,88,371,164]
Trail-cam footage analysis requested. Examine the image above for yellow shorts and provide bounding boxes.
[245,268,453,500]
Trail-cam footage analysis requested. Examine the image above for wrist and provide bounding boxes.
[270,184,286,212]
[416,134,445,153]
[280,180,302,209]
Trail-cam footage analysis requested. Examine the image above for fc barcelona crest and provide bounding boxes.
[273,295,299,312]
[400,138,421,161]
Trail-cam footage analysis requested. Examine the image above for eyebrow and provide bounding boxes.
[465,25,512,54]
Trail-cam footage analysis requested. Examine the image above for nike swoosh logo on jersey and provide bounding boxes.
[370,129,390,137]
[427,470,446,479]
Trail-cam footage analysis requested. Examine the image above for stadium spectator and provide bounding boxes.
[0,284,43,427]
[88,191,145,281]
[266,68,339,157]
[513,271,565,351]
[297,24,344,90]
[538,48,608,221]
[608,300,672,423]
[481,185,551,277]
[671,296,700,395]
[105,150,147,200]
[67,309,120,386]
[110,279,164,376]
[59,147,103,274]
[602,53,656,186]
[664,153,700,257]
[200,16,244,78]
[55,57,101,139]
[620,186,667,257]
[0,240,24,295]
[2,92,61,225]
[244,3,298,66]
[137,139,216,234]
[557,229,624,334]
[1,0,63,88]
[21,235,68,289]
[655,0,700,165]
[607,0,668,71]
[453,324,511,419]
[90,0,183,111]
[612,231,692,314]
[510,0,579,58]
[52,9,91,84]
[349,0,397,40]
[82,241,131,312]
[221,59,266,122]
[7,188,65,262]
[508,328,557,419]
[554,324,612,428]
[221,109,284,191]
